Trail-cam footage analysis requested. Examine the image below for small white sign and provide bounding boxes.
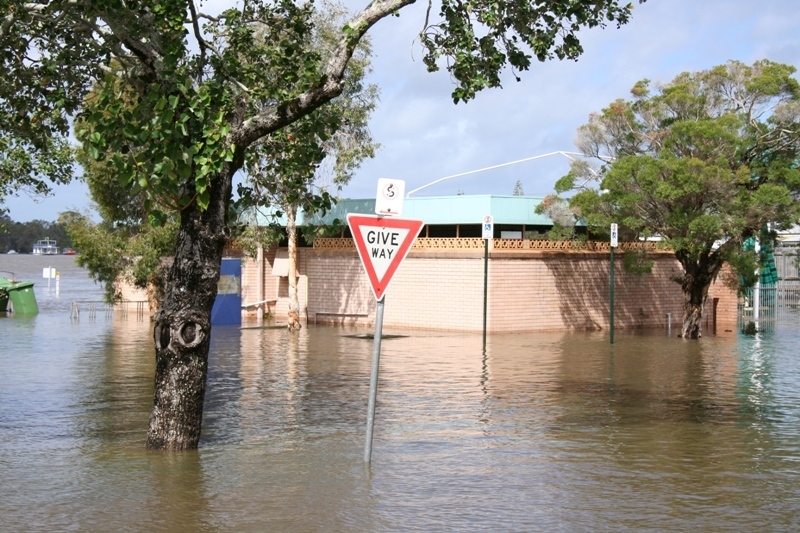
[375,178,405,216]
[43,267,57,279]
[482,215,494,240]
[610,223,619,248]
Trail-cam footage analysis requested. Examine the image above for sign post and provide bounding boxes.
[42,267,56,289]
[347,213,424,463]
[375,178,405,216]
[610,223,618,344]
[482,215,493,350]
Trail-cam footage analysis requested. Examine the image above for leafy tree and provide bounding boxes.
[513,179,525,196]
[240,0,379,321]
[555,60,800,338]
[0,0,645,449]
[65,119,177,307]
[535,194,579,240]
[64,211,176,305]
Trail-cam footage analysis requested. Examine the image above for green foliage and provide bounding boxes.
[726,247,759,293]
[238,1,380,256]
[513,180,525,196]
[555,59,800,335]
[565,59,800,250]
[74,77,236,221]
[420,0,645,103]
[65,212,176,303]
[235,222,285,258]
[535,194,579,240]
[300,218,345,245]
[623,249,653,275]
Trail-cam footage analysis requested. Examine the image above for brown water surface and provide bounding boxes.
[2,254,799,531]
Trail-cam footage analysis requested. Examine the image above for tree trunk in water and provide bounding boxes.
[681,279,706,339]
[679,256,722,340]
[286,204,299,315]
[146,166,234,450]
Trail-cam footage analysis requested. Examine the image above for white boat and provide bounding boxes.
[32,238,59,255]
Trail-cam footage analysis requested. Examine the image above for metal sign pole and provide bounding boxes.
[610,223,618,345]
[481,215,493,352]
[610,247,615,345]
[483,238,489,351]
[364,297,385,463]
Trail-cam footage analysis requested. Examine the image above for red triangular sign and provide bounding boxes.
[347,214,424,301]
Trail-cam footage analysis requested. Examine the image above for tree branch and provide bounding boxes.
[231,0,416,147]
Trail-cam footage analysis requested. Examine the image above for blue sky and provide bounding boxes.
[5,0,800,222]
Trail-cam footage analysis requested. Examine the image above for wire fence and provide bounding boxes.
[70,300,149,322]
[738,284,800,332]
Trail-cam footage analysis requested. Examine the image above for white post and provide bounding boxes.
[257,244,264,324]
[754,238,761,325]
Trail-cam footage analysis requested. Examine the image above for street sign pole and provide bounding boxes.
[482,215,493,351]
[610,223,618,345]
[483,238,488,351]
[364,297,385,463]
[347,211,423,464]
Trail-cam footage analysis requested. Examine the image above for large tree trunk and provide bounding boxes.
[678,254,723,340]
[146,164,236,450]
[681,275,707,339]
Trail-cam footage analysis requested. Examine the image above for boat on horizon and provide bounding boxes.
[62,248,76,255]
[32,238,59,255]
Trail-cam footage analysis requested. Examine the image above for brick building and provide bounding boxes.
[239,196,737,334]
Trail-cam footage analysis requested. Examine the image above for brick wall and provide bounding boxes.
[306,251,374,326]
[384,254,486,330]
[488,252,685,332]
[707,263,739,327]
[232,243,741,333]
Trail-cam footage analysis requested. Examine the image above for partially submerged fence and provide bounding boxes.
[70,300,148,322]
[738,283,800,331]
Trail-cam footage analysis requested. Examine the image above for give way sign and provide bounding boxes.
[347,214,424,301]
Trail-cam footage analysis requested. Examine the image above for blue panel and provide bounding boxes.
[211,258,242,326]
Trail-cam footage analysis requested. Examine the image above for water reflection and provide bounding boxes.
[2,254,800,531]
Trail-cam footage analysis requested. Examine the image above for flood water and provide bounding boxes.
[2,255,800,531]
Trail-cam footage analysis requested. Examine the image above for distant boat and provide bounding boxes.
[6,250,16,254]
[62,248,76,255]
[32,238,59,255]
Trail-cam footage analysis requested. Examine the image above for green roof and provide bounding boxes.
[246,195,556,226]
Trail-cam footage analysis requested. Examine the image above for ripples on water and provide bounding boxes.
[2,255,800,531]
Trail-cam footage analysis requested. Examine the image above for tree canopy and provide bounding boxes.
[555,59,800,338]
[238,0,380,318]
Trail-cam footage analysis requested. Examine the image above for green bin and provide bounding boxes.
[5,280,39,315]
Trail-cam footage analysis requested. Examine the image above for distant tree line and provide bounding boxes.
[0,212,74,254]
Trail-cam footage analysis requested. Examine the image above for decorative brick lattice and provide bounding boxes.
[314,237,668,253]
[314,238,355,249]
[413,238,484,249]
